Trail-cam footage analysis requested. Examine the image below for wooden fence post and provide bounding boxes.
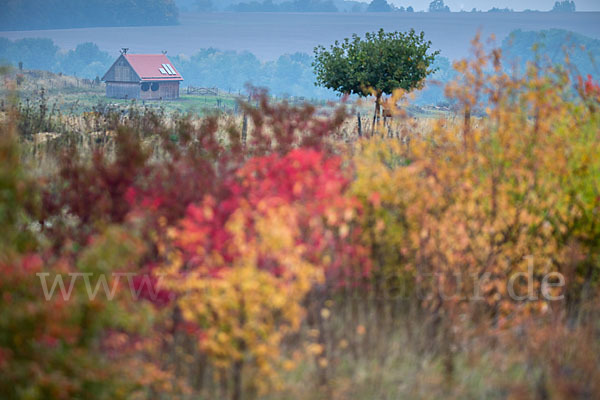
[242,114,248,146]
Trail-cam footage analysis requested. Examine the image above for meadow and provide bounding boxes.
[0,70,253,115]
[1,38,600,400]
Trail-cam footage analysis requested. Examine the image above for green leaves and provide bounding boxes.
[313,29,440,98]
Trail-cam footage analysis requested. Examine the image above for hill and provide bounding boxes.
[0,0,179,31]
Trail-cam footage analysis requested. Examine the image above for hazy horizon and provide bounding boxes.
[375,0,600,12]
[3,12,599,62]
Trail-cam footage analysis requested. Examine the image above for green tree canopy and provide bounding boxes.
[367,0,393,12]
[313,29,439,122]
[195,0,214,11]
[429,0,450,12]
[552,1,576,12]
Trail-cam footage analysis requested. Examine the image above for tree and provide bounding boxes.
[367,0,392,12]
[429,0,450,12]
[488,7,513,12]
[232,0,338,12]
[2,38,59,71]
[552,1,576,12]
[290,0,338,12]
[61,42,111,76]
[195,0,214,11]
[313,29,439,131]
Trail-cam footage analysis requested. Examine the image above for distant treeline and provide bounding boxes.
[227,0,414,12]
[172,50,335,98]
[0,0,179,31]
[187,0,578,13]
[231,0,337,12]
[0,38,335,99]
[471,0,576,13]
[226,0,412,12]
[0,39,112,79]
[186,0,377,12]
[429,0,577,13]
[1,29,597,104]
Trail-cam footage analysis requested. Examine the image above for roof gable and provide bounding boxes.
[101,54,140,82]
[124,54,183,82]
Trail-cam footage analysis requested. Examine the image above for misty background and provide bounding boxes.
[0,0,599,104]
[175,0,599,12]
[389,0,599,11]
[355,0,600,11]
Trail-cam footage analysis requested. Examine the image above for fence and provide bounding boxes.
[186,86,219,96]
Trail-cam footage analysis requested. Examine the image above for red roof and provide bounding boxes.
[124,54,183,82]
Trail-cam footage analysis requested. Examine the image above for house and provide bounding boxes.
[102,51,183,100]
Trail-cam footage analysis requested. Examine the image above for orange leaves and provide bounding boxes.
[167,204,318,392]
[352,42,600,327]
[161,147,367,393]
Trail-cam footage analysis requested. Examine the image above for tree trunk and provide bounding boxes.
[357,112,362,137]
[232,358,243,400]
[241,94,251,146]
[232,290,247,400]
[372,93,382,136]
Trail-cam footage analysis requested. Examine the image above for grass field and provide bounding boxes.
[1,68,449,120]
[0,69,242,114]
